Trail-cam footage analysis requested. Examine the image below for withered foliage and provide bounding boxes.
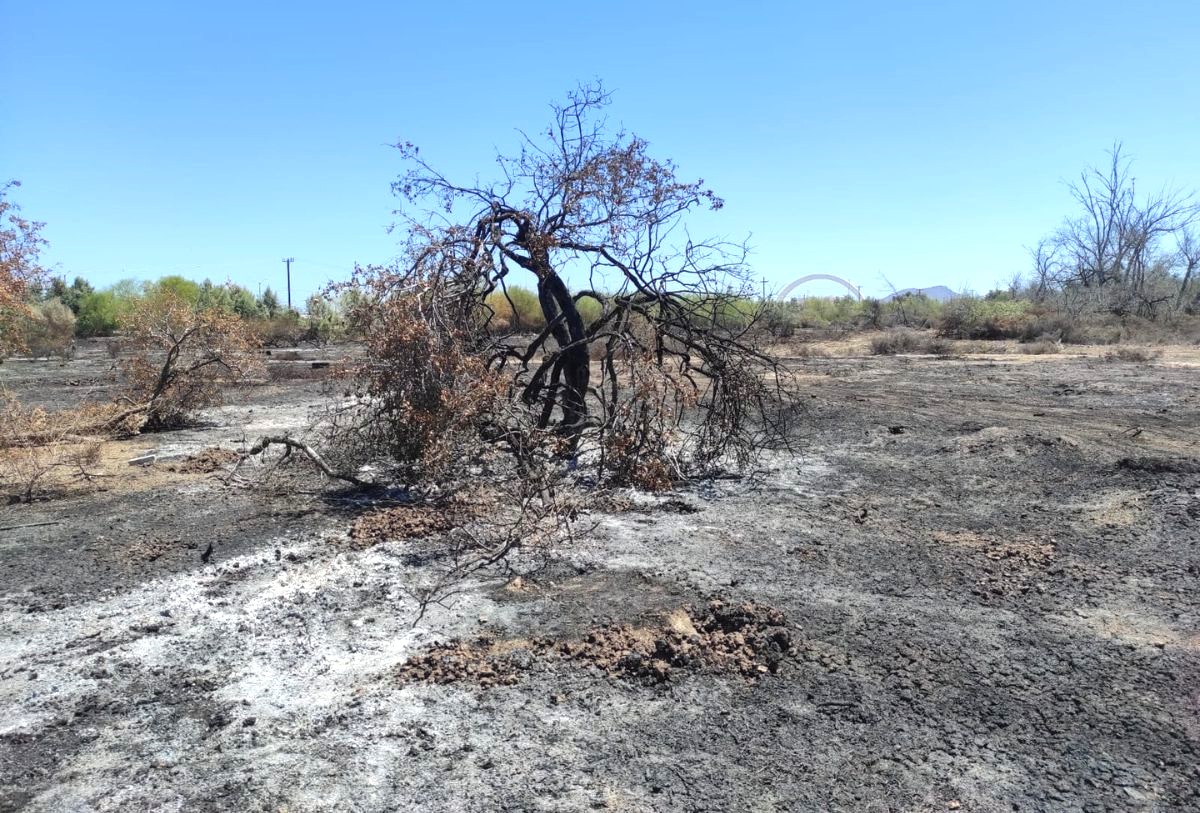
[341,283,507,479]
[118,292,263,429]
[338,83,795,489]
[0,394,116,503]
[0,181,48,357]
[2,293,260,501]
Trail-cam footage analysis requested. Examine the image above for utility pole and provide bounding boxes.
[282,257,294,311]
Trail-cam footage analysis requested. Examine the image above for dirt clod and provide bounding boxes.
[167,447,240,474]
[347,506,456,548]
[397,601,792,687]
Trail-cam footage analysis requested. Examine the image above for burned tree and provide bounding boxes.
[348,83,793,487]
[119,292,263,429]
[1035,144,1198,319]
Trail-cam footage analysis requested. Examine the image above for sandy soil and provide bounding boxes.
[1,340,1198,811]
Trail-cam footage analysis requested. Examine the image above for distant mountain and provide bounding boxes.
[881,285,958,302]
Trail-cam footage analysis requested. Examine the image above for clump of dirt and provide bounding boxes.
[932,530,1056,567]
[348,505,457,548]
[168,447,240,474]
[397,601,792,687]
[1115,456,1200,475]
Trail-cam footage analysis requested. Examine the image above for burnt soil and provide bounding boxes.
[1,341,1198,812]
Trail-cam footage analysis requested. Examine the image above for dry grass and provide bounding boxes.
[0,394,122,502]
[0,392,237,503]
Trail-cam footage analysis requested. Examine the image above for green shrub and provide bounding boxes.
[483,286,545,332]
[576,294,604,327]
[1019,314,1121,345]
[881,294,944,329]
[148,275,202,307]
[938,298,1033,339]
[76,280,143,337]
[76,290,121,336]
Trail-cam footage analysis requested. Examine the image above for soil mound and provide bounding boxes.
[398,600,792,687]
[348,505,457,547]
[168,447,240,473]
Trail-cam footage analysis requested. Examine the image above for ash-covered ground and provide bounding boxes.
[2,341,1198,811]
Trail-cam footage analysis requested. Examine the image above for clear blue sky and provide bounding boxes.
[3,0,1198,303]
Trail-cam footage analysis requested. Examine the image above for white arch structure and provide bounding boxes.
[777,273,862,301]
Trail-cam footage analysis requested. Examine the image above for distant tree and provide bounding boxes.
[36,276,93,325]
[0,181,49,355]
[229,285,263,319]
[1176,227,1200,312]
[151,275,202,306]
[62,277,94,314]
[260,287,281,318]
[1036,144,1199,318]
[196,279,232,313]
[76,290,122,337]
[304,293,344,343]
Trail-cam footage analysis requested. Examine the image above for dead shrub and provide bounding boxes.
[599,360,687,490]
[1019,314,1121,345]
[790,342,831,358]
[1023,340,1061,355]
[870,328,954,355]
[335,288,507,481]
[1102,346,1161,363]
[119,293,262,429]
[368,83,797,486]
[18,299,76,359]
[0,394,113,502]
[0,182,47,358]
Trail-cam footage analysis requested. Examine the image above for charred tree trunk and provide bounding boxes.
[533,259,590,447]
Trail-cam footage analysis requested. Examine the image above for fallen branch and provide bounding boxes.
[240,435,371,487]
[0,521,63,532]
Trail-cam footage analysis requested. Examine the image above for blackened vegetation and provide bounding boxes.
[354,82,795,488]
